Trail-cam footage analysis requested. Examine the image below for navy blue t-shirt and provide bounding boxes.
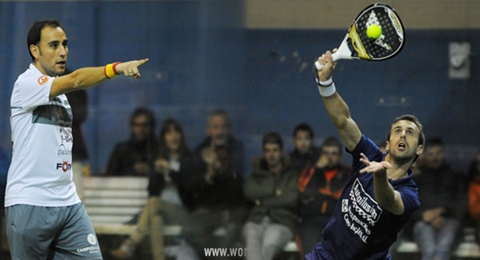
[306,135,420,260]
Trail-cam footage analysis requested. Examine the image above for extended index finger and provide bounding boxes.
[137,58,149,66]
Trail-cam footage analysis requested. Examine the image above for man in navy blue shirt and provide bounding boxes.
[305,51,425,260]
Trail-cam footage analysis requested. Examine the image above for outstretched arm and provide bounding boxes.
[50,58,149,98]
[359,153,405,215]
[315,51,361,152]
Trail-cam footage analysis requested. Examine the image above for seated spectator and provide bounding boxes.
[0,147,9,253]
[412,137,467,260]
[289,123,319,173]
[0,146,9,209]
[243,132,299,260]
[196,109,245,175]
[110,118,196,259]
[467,149,480,243]
[181,113,248,259]
[105,107,157,176]
[65,85,90,200]
[298,136,349,254]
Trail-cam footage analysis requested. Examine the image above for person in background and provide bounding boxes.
[289,123,319,173]
[195,109,245,176]
[105,107,157,176]
[298,136,349,254]
[467,149,480,244]
[65,87,90,199]
[111,118,197,260]
[412,137,466,260]
[243,132,299,260]
[181,143,248,260]
[0,147,9,254]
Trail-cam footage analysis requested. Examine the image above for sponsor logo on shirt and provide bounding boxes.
[343,179,383,243]
[37,76,49,86]
[58,144,72,156]
[60,128,73,143]
[57,128,73,156]
[56,161,72,172]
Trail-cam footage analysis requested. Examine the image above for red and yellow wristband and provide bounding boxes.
[104,62,121,79]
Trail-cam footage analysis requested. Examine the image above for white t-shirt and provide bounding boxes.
[5,64,80,207]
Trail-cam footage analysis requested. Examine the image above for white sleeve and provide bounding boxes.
[16,74,53,111]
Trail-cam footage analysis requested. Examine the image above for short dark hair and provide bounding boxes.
[262,132,283,150]
[27,19,63,61]
[292,123,314,139]
[208,109,231,127]
[321,136,342,156]
[130,107,156,129]
[387,114,425,146]
[425,137,444,149]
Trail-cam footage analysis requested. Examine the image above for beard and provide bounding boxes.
[388,149,416,165]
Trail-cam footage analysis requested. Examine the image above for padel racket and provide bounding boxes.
[315,2,405,70]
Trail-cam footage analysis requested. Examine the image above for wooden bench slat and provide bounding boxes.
[91,224,183,236]
[89,215,135,224]
[86,207,143,215]
[84,189,148,198]
[93,224,137,235]
[84,198,147,207]
[84,177,149,189]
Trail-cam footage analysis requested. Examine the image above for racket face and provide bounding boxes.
[348,3,405,61]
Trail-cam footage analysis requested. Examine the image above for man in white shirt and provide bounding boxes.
[6,19,148,259]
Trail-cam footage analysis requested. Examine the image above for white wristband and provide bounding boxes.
[317,82,336,97]
[316,77,333,87]
[316,76,336,97]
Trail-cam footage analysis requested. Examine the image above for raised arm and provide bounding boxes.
[50,58,149,99]
[315,51,361,152]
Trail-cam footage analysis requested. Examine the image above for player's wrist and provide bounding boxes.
[316,77,336,97]
[104,62,121,79]
[317,77,333,87]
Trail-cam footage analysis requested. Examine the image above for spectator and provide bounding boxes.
[110,118,196,259]
[0,147,9,210]
[196,109,245,176]
[0,147,9,253]
[467,149,480,243]
[105,107,157,176]
[413,137,466,260]
[243,132,299,260]
[181,119,248,259]
[65,88,90,199]
[298,136,349,254]
[289,123,319,173]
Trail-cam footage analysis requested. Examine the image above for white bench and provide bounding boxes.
[83,176,149,234]
[82,176,184,237]
[82,176,300,256]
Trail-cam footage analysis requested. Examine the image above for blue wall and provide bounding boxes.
[1,2,479,175]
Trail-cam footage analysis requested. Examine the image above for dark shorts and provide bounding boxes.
[5,203,103,259]
[304,241,393,260]
[304,242,334,260]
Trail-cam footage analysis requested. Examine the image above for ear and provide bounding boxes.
[385,141,390,152]
[30,44,40,60]
[416,144,424,155]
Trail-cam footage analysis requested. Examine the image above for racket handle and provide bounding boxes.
[314,52,339,71]
[314,61,324,71]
